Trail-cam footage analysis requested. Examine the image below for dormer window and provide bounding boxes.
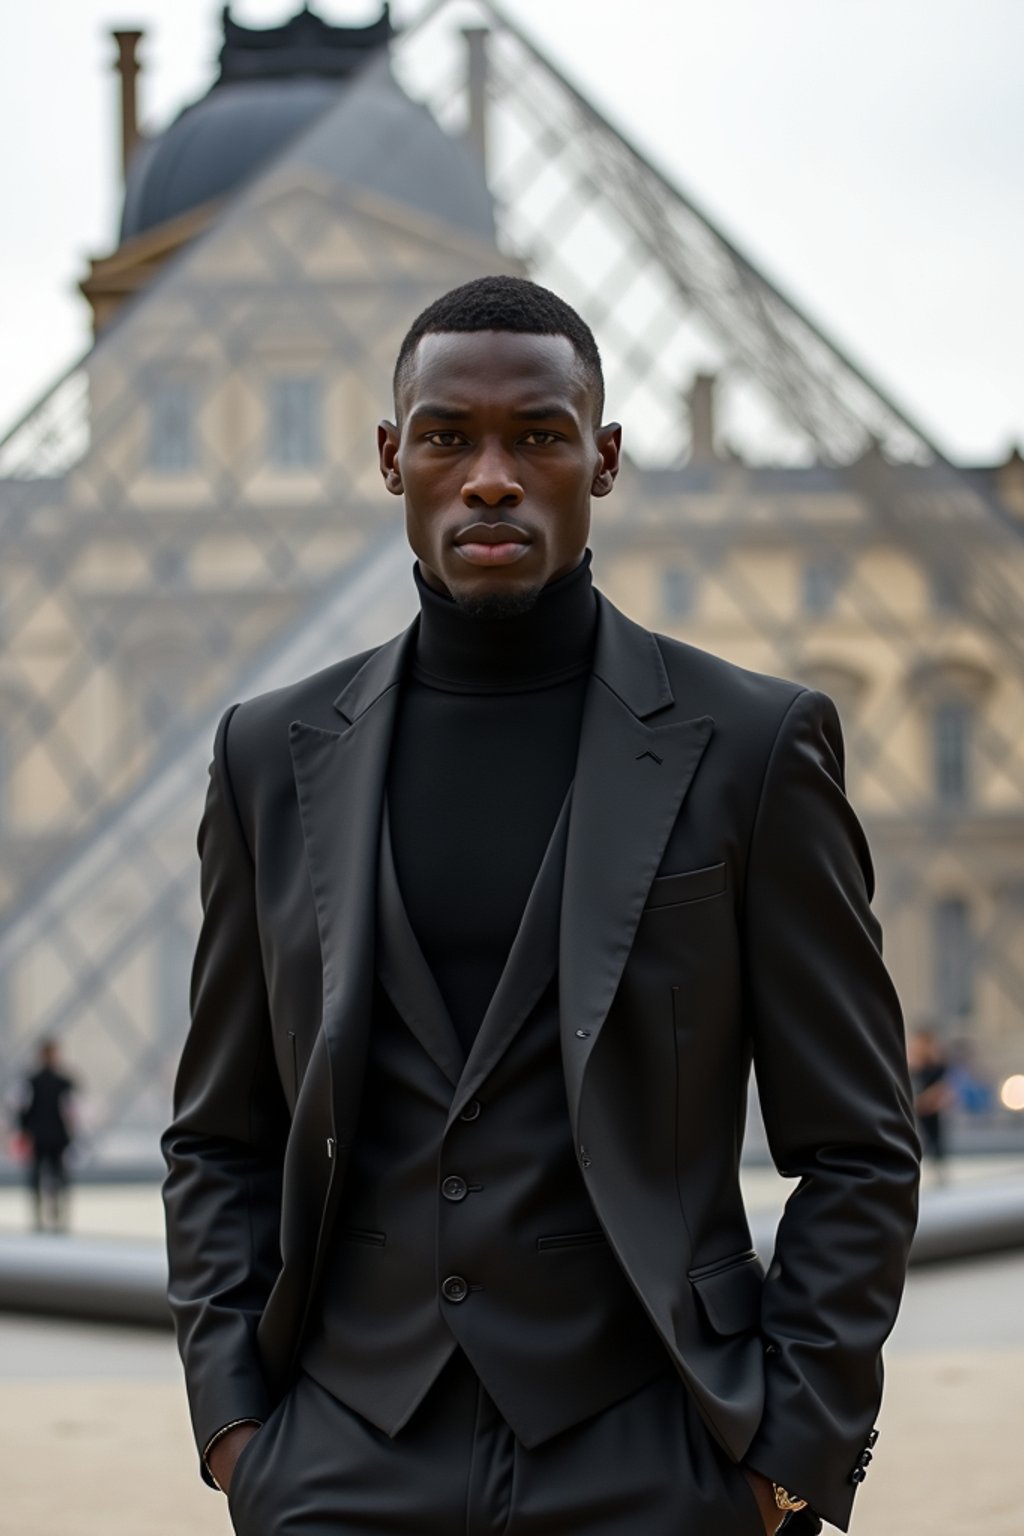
[148,379,195,473]
[269,375,322,470]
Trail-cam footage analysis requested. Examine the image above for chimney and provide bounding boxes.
[688,372,718,464]
[995,444,1024,519]
[462,27,489,170]
[113,29,144,181]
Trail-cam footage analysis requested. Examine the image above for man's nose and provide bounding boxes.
[461,443,524,508]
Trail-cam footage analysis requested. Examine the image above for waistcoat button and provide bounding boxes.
[442,1175,468,1202]
[459,1100,482,1122]
[441,1274,469,1303]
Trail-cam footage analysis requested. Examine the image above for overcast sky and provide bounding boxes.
[2,0,1021,461]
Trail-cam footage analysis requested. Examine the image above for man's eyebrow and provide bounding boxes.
[406,401,576,424]
[407,403,470,423]
[512,405,575,421]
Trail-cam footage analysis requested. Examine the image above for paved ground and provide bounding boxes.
[1,1165,1022,1535]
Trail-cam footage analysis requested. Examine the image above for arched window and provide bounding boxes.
[933,896,973,1020]
[909,658,992,810]
[933,699,972,807]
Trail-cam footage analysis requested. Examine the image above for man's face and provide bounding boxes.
[378,330,620,611]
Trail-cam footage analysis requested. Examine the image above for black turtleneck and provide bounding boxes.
[386,553,597,1052]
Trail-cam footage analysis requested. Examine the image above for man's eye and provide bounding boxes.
[521,431,559,446]
[425,431,463,447]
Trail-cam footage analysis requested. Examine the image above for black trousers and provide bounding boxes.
[226,1351,764,1536]
[29,1147,68,1230]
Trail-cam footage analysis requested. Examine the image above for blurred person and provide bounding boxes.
[17,1038,76,1232]
[947,1037,993,1117]
[908,1027,955,1182]
[163,277,920,1536]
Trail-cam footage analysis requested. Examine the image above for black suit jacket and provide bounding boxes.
[162,590,920,1530]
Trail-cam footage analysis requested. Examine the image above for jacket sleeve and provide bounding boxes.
[740,688,921,1531]
[161,704,291,1483]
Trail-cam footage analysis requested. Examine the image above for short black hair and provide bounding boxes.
[393,275,605,421]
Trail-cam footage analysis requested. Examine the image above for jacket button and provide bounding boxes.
[858,1450,873,1468]
[850,1467,866,1485]
[441,1275,469,1304]
[575,1029,590,1039]
[442,1175,468,1202]
[459,1100,482,1122]
[867,1429,879,1448]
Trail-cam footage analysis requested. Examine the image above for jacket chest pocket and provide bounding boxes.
[644,861,727,912]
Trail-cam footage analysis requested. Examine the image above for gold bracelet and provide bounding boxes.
[772,1484,808,1512]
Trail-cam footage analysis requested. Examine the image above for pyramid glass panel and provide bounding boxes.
[0,0,1021,1163]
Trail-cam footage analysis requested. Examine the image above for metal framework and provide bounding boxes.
[0,0,1021,1162]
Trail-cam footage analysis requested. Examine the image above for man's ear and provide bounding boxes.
[591,422,622,498]
[378,420,403,495]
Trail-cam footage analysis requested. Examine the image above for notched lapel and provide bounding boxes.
[560,658,713,1136]
[378,802,465,1088]
[448,789,571,1125]
[289,683,401,1145]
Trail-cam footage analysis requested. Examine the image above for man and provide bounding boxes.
[908,1026,954,1184]
[163,276,920,1535]
[18,1038,76,1232]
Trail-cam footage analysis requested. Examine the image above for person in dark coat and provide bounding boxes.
[908,1026,955,1184]
[18,1039,76,1232]
[163,277,920,1535]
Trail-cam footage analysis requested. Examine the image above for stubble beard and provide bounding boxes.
[452,584,545,619]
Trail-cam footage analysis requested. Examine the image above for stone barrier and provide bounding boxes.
[1,1180,1022,1328]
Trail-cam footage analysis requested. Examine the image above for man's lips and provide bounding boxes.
[452,522,533,568]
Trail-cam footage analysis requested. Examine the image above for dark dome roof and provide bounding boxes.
[117,6,494,248]
[273,62,495,246]
[120,77,345,241]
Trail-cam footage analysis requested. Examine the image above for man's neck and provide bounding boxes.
[410,551,597,695]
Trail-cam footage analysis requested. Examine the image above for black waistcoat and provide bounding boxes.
[299,794,667,1445]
